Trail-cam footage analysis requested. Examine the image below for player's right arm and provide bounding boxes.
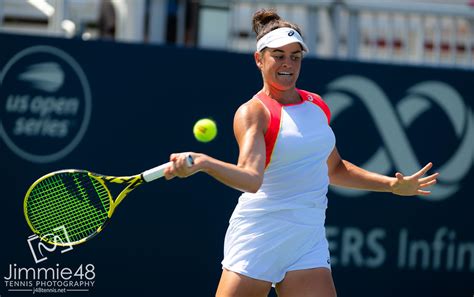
[164,98,268,193]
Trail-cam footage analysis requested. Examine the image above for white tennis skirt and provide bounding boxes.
[221,207,331,284]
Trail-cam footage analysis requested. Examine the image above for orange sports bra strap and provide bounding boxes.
[254,92,282,169]
[296,88,331,124]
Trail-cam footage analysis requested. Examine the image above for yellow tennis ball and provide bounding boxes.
[193,118,217,142]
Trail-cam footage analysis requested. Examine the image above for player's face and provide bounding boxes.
[256,42,303,91]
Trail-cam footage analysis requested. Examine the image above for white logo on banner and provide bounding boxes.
[18,62,65,93]
[325,75,473,201]
[0,46,91,163]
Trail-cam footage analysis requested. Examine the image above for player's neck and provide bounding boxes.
[260,86,300,105]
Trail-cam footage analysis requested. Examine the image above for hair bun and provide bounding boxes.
[252,9,281,35]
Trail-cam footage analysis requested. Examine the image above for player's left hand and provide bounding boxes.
[391,162,439,196]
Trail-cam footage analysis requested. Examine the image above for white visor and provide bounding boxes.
[256,27,308,53]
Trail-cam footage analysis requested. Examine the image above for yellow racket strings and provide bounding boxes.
[26,172,111,244]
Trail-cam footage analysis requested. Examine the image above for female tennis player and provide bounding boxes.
[164,9,438,297]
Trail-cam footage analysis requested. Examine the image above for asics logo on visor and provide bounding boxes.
[256,28,309,52]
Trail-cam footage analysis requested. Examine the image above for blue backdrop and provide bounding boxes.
[1,33,473,297]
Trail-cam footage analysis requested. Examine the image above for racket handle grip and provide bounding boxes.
[142,154,194,182]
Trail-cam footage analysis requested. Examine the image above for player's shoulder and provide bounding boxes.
[236,97,268,118]
[234,97,269,128]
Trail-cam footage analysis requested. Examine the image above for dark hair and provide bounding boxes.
[252,8,303,41]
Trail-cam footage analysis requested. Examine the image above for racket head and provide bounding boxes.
[24,170,113,246]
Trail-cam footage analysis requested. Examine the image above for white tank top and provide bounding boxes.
[230,88,336,220]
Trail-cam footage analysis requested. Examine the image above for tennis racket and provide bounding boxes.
[24,155,194,246]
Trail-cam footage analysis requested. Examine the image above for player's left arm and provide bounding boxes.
[327,147,439,196]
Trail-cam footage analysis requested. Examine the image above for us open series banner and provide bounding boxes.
[0,33,472,296]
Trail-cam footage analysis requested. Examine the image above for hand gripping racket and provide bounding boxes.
[24,155,194,246]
